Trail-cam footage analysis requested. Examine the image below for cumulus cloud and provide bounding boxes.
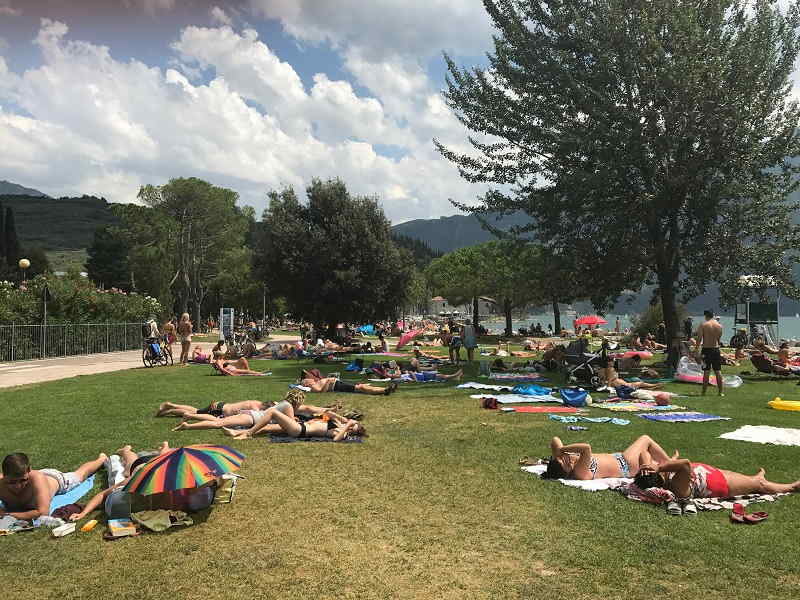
[209,6,232,27]
[247,0,493,60]
[0,20,488,221]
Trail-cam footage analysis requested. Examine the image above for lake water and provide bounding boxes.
[484,314,800,340]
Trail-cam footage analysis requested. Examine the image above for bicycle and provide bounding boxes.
[142,337,170,368]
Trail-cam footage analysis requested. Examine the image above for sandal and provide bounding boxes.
[744,511,769,524]
[667,501,682,516]
[730,502,747,524]
[681,500,698,516]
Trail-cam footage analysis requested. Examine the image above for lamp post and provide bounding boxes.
[18,258,30,282]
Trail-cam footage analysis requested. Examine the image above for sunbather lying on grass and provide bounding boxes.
[634,458,800,499]
[212,352,268,375]
[172,392,328,431]
[224,404,366,441]
[300,374,397,396]
[156,399,269,418]
[0,452,107,521]
[602,359,663,390]
[541,435,673,481]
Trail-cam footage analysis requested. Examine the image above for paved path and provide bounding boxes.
[0,335,299,390]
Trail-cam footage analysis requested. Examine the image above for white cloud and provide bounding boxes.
[0,20,488,221]
[209,6,232,27]
[247,0,493,60]
[123,0,176,17]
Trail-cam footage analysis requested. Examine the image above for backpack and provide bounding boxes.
[141,322,150,338]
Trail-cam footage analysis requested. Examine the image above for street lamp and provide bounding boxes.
[18,258,30,282]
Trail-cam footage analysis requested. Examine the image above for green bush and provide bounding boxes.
[0,273,161,324]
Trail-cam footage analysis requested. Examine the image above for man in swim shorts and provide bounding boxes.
[695,310,724,396]
[0,452,107,521]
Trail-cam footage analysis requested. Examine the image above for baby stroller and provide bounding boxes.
[562,337,603,387]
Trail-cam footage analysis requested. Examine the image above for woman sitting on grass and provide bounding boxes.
[541,435,674,480]
[602,358,663,390]
[224,403,366,441]
[191,346,210,363]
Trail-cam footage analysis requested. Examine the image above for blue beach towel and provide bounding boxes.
[511,383,554,396]
[560,388,589,407]
[638,412,730,423]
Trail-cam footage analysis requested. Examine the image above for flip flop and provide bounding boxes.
[730,502,747,524]
[744,511,769,524]
[682,500,698,516]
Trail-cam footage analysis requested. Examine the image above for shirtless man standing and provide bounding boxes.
[0,452,106,521]
[695,310,724,396]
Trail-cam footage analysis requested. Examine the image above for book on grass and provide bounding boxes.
[108,519,137,537]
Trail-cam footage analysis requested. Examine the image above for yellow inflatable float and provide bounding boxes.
[768,397,800,411]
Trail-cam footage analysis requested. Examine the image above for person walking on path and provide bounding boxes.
[177,313,193,366]
[695,310,724,397]
[462,319,478,362]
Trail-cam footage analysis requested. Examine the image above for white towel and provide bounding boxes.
[521,465,631,491]
[469,394,561,404]
[457,382,511,391]
[719,425,800,446]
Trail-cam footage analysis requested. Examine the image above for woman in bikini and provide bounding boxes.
[541,435,674,481]
[635,459,800,500]
[602,358,663,390]
[224,404,366,441]
[177,313,193,365]
[156,399,267,418]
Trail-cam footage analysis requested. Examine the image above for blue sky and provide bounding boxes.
[0,0,495,222]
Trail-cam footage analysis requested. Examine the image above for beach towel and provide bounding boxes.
[469,394,559,404]
[560,388,590,407]
[490,373,547,382]
[521,465,631,491]
[618,482,790,511]
[547,415,630,425]
[719,425,800,446]
[594,402,687,412]
[503,406,579,414]
[456,382,512,391]
[638,411,730,423]
[510,383,554,396]
[268,435,363,443]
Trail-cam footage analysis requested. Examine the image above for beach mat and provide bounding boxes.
[594,402,687,412]
[504,406,578,414]
[719,425,800,446]
[268,435,363,443]
[470,394,559,404]
[638,411,730,423]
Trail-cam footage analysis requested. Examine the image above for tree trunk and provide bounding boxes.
[552,300,561,333]
[658,277,681,369]
[473,296,480,325]
[504,298,513,337]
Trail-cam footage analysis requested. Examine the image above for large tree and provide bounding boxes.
[425,244,489,324]
[255,178,412,334]
[86,225,132,290]
[437,0,800,345]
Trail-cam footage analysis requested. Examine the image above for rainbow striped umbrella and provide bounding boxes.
[122,444,245,496]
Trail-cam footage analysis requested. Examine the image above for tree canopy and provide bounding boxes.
[255,178,412,331]
[437,0,800,342]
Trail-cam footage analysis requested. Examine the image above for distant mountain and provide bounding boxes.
[391,212,532,254]
[0,194,118,252]
[0,181,48,197]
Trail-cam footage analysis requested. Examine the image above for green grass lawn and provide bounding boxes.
[2,353,800,599]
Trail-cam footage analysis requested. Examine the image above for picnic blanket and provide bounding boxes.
[502,406,579,414]
[719,425,800,446]
[638,411,730,423]
[547,415,630,425]
[469,394,560,404]
[594,401,687,412]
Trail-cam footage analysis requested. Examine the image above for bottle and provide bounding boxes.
[80,519,98,532]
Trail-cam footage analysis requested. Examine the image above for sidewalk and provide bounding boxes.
[0,335,299,389]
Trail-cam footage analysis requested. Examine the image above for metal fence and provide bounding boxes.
[0,323,145,363]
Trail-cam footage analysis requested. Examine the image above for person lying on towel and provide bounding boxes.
[602,358,663,390]
[0,452,106,521]
[634,459,800,500]
[541,436,674,481]
[212,352,268,375]
[300,372,398,396]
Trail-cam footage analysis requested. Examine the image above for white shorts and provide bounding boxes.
[40,469,81,495]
